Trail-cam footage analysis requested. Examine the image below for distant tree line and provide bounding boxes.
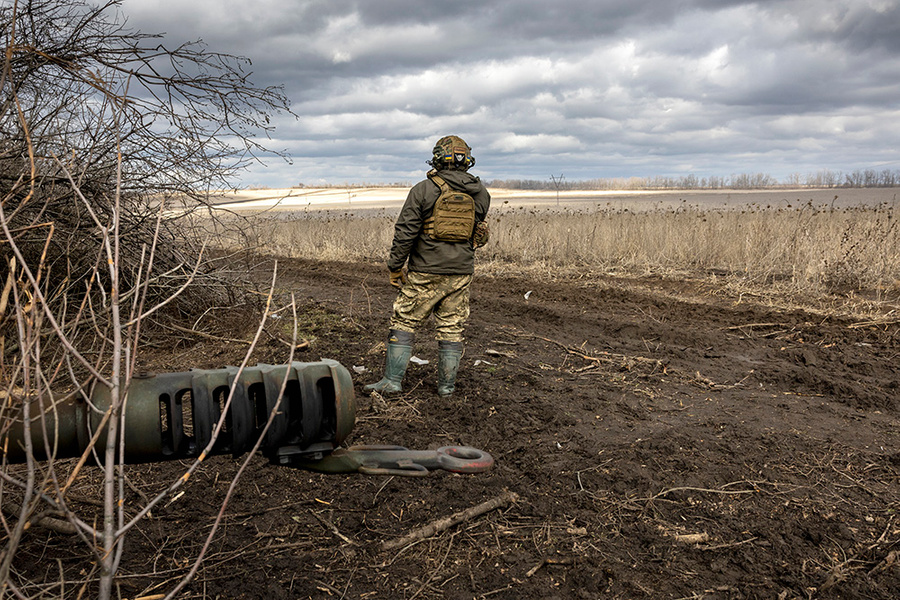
[486,168,900,191]
[292,182,411,189]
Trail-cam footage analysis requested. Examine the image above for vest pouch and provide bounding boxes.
[425,174,476,243]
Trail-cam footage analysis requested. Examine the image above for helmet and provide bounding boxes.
[430,135,475,169]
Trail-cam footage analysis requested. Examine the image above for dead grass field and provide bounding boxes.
[200,187,900,319]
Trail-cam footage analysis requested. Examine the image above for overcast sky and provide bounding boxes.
[121,0,900,187]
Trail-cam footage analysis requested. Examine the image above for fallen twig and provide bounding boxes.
[381,490,519,551]
[526,556,575,577]
[517,332,664,370]
[32,513,77,535]
[722,322,780,330]
[648,484,757,501]
[816,515,896,595]
[849,319,900,329]
[672,532,710,544]
[1,503,77,535]
[310,509,358,546]
[868,550,899,576]
[698,537,758,551]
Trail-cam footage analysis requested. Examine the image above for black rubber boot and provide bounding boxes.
[364,330,414,393]
[437,340,463,397]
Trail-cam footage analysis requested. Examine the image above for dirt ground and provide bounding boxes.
[16,257,900,599]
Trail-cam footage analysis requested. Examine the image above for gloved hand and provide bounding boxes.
[390,269,408,289]
[472,221,490,249]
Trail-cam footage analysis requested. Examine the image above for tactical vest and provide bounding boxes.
[423,171,476,243]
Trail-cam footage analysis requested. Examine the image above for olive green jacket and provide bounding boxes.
[387,169,491,275]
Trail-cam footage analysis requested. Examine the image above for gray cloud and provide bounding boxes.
[120,0,900,187]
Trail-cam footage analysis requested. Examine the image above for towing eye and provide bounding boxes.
[2,361,493,476]
[295,445,494,476]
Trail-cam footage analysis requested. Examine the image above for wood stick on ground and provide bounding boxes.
[32,514,77,535]
[722,322,781,330]
[310,509,358,546]
[672,532,710,544]
[522,333,662,368]
[381,490,519,552]
[1,503,77,535]
[526,556,575,577]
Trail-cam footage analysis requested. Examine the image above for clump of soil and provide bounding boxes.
[14,258,900,599]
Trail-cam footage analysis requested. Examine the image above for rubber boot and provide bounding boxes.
[364,330,414,393]
[437,340,463,397]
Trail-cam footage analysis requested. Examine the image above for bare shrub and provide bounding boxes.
[1,0,292,317]
[1,1,295,597]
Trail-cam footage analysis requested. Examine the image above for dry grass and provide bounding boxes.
[199,200,900,315]
[203,209,397,262]
[483,202,900,289]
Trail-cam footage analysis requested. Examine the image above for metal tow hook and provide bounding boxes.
[295,445,494,476]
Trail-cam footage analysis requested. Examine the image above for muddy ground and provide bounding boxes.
[15,257,900,599]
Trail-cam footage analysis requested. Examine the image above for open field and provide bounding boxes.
[8,189,900,599]
[202,187,900,313]
[15,256,900,599]
[209,186,898,213]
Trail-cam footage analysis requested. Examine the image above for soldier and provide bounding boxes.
[365,135,491,397]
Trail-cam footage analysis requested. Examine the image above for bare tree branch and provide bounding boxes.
[1,1,298,597]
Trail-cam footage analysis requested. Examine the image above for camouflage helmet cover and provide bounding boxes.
[431,135,475,169]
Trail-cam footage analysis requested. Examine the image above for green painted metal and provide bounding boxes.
[2,360,493,477]
[2,361,355,465]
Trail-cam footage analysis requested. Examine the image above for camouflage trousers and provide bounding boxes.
[390,272,473,342]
